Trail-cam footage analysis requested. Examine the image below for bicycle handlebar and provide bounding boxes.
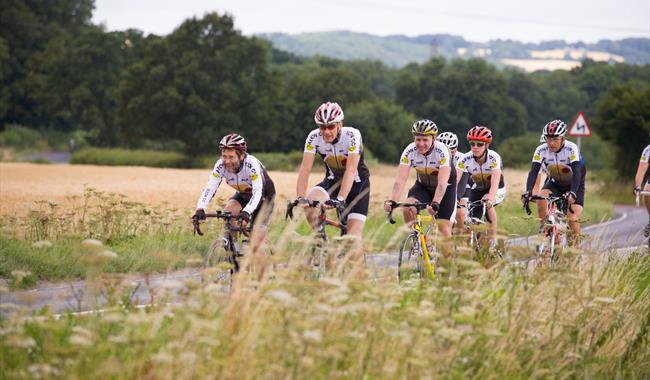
[192,211,251,236]
[635,190,650,206]
[523,194,573,216]
[386,202,430,224]
[285,198,322,220]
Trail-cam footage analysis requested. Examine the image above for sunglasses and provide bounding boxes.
[469,141,485,147]
[318,123,338,131]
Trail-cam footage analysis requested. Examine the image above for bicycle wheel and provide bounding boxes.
[202,238,234,284]
[398,232,422,281]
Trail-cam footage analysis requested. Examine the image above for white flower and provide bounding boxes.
[266,290,297,306]
[32,240,52,248]
[81,239,103,248]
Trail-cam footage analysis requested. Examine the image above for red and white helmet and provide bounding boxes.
[466,126,493,143]
[542,120,567,137]
[219,133,247,152]
[314,102,344,126]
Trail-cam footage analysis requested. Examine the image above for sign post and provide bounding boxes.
[568,112,592,150]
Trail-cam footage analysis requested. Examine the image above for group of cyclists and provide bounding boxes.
[191,100,650,258]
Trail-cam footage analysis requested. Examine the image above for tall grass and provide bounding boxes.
[1,244,648,378]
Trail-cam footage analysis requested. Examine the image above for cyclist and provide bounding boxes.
[522,120,586,246]
[438,131,470,233]
[455,126,506,247]
[192,133,276,254]
[296,102,370,254]
[634,144,650,237]
[384,120,456,240]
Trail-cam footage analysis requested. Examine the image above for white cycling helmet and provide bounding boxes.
[540,134,546,143]
[438,132,459,149]
[314,102,344,126]
[542,119,567,137]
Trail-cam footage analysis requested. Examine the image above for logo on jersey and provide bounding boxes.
[533,154,541,161]
[401,156,410,164]
[439,158,447,165]
[251,173,259,181]
[569,154,576,161]
[490,161,497,169]
[458,162,465,169]
[212,172,219,178]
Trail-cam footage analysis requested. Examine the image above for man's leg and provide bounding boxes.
[567,204,583,247]
[305,186,330,230]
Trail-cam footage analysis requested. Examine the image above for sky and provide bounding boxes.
[92,0,649,43]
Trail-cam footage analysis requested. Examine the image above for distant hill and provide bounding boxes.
[258,31,650,70]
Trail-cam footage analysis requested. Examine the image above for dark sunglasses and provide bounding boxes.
[469,141,485,147]
[318,124,338,131]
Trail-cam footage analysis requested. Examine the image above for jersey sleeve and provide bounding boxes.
[438,145,450,168]
[346,128,362,155]
[567,142,580,163]
[456,154,468,173]
[242,157,264,215]
[490,151,503,170]
[399,144,414,166]
[303,130,320,155]
[641,145,650,163]
[532,145,544,163]
[196,160,224,210]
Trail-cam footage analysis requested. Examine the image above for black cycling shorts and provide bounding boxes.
[315,177,370,221]
[230,181,276,228]
[542,169,586,207]
[407,180,456,221]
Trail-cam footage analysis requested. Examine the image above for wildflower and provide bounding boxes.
[81,239,103,248]
[266,290,297,306]
[302,330,322,343]
[32,240,52,248]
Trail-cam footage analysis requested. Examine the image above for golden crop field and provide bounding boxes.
[0,162,532,217]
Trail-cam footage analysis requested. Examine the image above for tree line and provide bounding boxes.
[1,1,648,176]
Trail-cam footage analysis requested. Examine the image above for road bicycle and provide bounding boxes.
[192,211,250,284]
[387,202,437,282]
[524,195,572,266]
[457,199,504,260]
[634,189,650,248]
[286,198,348,272]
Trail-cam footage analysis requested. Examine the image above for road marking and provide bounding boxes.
[582,212,627,231]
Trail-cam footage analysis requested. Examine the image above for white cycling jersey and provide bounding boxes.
[452,150,465,167]
[304,126,369,182]
[196,154,269,214]
[456,149,504,191]
[531,140,581,186]
[641,145,650,163]
[399,141,452,188]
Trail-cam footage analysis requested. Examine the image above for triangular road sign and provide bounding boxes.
[568,112,592,137]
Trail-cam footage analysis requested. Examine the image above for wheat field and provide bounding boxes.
[0,162,531,217]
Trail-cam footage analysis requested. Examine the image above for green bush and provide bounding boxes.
[0,124,48,150]
[252,151,305,171]
[70,148,188,168]
[499,132,541,168]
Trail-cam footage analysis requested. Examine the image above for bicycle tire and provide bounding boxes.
[398,232,422,281]
[202,238,235,284]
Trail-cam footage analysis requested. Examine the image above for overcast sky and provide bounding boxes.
[92,0,649,43]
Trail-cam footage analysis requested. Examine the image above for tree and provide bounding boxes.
[346,99,416,162]
[596,83,650,177]
[0,0,95,127]
[115,13,281,155]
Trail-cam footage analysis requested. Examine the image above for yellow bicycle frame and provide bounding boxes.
[414,213,436,280]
